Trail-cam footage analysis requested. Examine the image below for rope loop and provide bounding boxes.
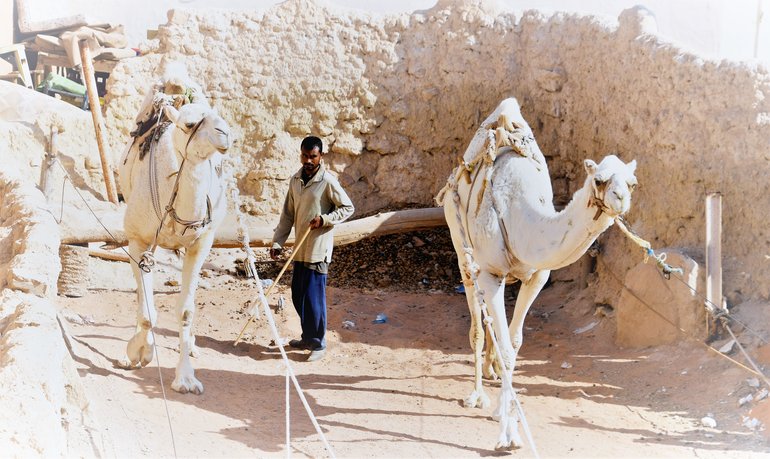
[139,250,156,273]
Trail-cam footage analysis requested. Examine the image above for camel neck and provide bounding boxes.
[507,180,614,271]
[170,157,214,225]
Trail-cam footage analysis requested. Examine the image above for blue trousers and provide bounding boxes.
[291,262,327,350]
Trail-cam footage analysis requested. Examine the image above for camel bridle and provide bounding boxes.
[587,175,614,221]
[139,111,213,273]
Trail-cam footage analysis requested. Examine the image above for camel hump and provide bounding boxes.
[461,97,538,170]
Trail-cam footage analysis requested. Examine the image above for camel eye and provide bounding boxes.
[185,122,195,129]
[628,182,637,191]
[594,178,603,186]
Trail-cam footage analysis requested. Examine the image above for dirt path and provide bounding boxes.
[55,249,770,457]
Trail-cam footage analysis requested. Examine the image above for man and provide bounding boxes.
[270,136,354,362]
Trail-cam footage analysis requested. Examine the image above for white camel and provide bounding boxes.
[118,64,232,394]
[438,97,638,450]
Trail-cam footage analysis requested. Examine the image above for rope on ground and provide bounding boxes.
[230,186,335,457]
[52,159,179,458]
[238,231,336,458]
[661,269,770,388]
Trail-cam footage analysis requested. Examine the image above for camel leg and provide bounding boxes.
[483,314,499,381]
[508,269,550,372]
[170,231,214,395]
[460,272,491,409]
[118,239,158,369]
[475,271,522,450]
[488,269,550,450]
[445,203,491,410]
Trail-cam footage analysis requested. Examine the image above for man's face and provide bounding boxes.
[301,147,322,174]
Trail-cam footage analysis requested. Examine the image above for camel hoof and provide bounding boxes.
[482,368,499,381]
[463,391,491,409]
[494,440,522,452]
[116,357,140,370]
[172,376,204,395]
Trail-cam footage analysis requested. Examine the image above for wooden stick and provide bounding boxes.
[233,226,313,346]
[78,39,118,204]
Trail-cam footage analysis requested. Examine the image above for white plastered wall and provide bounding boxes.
[97,0,770,305]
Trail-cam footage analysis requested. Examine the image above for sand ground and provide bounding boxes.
[55,248,770,458]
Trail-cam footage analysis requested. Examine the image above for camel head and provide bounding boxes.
[165,103,232,162]
[584,155,637,218]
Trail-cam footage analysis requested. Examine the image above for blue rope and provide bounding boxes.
[645,247,684,280]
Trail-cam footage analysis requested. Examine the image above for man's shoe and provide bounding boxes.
[289,339,310,350]
[306,348,326,362]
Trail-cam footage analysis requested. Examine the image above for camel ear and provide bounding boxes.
[627,159,637,174]
[584,159,598,175]
[164,105,181,125]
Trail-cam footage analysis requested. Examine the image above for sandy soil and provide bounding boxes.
[55,248,770,458]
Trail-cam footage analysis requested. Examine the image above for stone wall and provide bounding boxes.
[100,0,770,303]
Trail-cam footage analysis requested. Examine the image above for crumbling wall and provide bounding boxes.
[0,166,98,457]
[101,0,770,303]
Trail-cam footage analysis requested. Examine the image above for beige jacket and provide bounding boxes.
[271,163,355,263]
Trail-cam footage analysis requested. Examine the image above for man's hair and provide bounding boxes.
[301,136,324,154]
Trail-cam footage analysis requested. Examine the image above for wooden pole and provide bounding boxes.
[78,39,118,204]
[61,207,448,248]
[705,193,724,314]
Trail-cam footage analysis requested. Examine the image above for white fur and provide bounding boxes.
[442,97,638,450]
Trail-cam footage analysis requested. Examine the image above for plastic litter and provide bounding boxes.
[455,284,465,294]
[573,320,599,334]
[342,320,356,329]
[373,313,388,324]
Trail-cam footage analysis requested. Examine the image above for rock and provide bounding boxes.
[718,339,736,354]
[616,250,706,347]
[700,416,717,428]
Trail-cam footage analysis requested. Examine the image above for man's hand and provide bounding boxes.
[269,246,282,260]
[309,216,323,229]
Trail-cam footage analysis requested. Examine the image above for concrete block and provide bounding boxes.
[616,249,707,347]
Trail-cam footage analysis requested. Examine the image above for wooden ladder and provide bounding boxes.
[0,44,34,89]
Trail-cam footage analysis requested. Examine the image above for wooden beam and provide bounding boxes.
[62,207,448,249]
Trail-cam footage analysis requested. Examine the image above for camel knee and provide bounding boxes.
[181,309,193,327]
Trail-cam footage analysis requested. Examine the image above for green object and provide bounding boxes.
[37,72,86,96]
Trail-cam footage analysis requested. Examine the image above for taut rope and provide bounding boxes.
[613,215,683,279]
